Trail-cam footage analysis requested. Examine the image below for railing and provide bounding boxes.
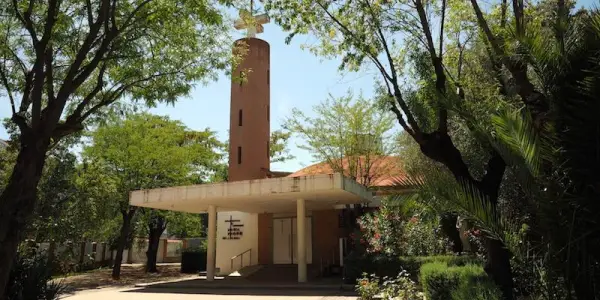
[230,248,252,272]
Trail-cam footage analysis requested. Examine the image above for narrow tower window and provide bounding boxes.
[267,69,270,85]
[267,105,270,122]
[267,142,270,158]
[237,146,242,164]
[238,109,243,126]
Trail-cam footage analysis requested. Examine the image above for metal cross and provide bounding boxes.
[234,0,270,38]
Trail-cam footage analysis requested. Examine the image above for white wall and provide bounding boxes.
[216,211,258,275]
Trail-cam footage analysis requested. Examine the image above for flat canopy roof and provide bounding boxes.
[129,173,373,213]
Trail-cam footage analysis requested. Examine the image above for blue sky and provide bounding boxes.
[1,0,597,173]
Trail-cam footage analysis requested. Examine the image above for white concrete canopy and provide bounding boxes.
[129,173,373,213]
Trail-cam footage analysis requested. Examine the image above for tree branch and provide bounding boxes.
[122,0,154,30]
[66,63,107,123]
[439,0,446,59]
[512,0,524,38]
[479,152,506,204]
[414,0,447,133]
[19,72,33,113]
[12,0,39,46]
[58,0,110,99]
[500,0,508,29]
[470,0,548,127]
[45,45,55,104]
[0,62,16,115]
[363,0,422,137]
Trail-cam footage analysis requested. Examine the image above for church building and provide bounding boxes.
[129,5,405,283]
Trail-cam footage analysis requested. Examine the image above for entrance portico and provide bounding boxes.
[129,173,372,283]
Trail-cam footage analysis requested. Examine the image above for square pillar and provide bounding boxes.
[297,198,307,283]
[207,205,217,281]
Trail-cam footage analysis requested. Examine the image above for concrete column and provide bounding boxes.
[207,205,217,281]
[297,198,307,283]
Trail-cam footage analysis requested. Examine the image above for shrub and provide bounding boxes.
[380,271,422,300]
[355,271,422,300]
[356,273,380,300]
[5,252,67,300]
[357,202,452,256]
[344,254,483,284]
[419,261,502,300]
[344,253,404,284]
[180,247,207,274]
[420,261,459,300]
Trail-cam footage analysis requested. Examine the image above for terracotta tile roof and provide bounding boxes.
[287,155,407,187]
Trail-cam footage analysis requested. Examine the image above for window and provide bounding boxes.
[267,105,270,122]
[267,69,270,85]
[267,141,270,158]
[238,109,243,126]
[237,146,242,164]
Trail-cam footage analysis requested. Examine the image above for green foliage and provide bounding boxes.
[356,273,380,300]
[398,256,483,279]
[419,261,502,300]
[269,130,295,164]
[283,91,398,186]
[357,200,451,256]
[82,113,224,272]
[83,113,224,195]
[356,271,422,300]
[0,0,236,133]
[5,252,67,300]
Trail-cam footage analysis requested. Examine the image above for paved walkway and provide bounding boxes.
[62,287,357,300]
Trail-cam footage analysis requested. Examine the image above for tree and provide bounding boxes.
[267,0,600,298]
[0,0,234,292]
[283,91,398,187]
[135,209,205,272]
[82,113,224,279]
[269,130,295,164]
[264,0,574,298]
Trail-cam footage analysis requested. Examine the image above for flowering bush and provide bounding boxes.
[464,228,486,258]
[357,202,451,256]
[402,217,451,256]
[357,204,404,255]
[356,273,380,300]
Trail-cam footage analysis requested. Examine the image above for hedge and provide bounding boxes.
[344,254,481,284]
[419,261,502,300]
[180,248,207,274]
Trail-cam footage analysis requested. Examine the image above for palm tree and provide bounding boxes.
[394,6,600,299]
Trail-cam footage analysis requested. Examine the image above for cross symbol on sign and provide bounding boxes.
[224,215,244,239]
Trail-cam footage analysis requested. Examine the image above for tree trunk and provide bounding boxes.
[485,238,514,300]
[78,241,86,271]
[112,209,136,280]
[47,241,57,273]
[439,213,463,254]
[145,215,166,273]
[0,137,50,298]
[420,131,514,299]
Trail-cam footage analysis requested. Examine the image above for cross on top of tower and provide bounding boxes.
[234,0,270,38]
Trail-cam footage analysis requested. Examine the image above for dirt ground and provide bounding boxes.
[55,263,197,291]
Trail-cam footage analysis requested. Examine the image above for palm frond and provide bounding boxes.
[390,169,522,253]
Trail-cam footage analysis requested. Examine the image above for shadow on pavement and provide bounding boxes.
[123,287,357,297]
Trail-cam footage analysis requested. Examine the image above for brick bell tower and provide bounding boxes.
[228,1,270,182]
